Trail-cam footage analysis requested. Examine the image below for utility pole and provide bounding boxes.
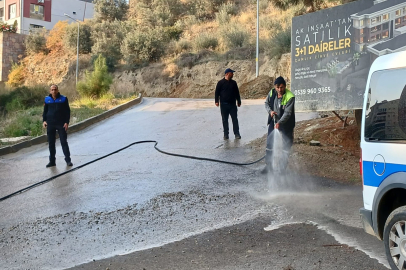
[64,14,80,86]
[256,0,259,78]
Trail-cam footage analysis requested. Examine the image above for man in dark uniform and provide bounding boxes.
[43,84,73,168]
[215,68,242,140]
[264,76,295,171]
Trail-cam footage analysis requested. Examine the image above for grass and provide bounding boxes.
[0,93,138,142]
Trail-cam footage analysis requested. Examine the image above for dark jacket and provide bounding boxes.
[43,93,71,125]
[265,88,295,132]
[215,78,241,106]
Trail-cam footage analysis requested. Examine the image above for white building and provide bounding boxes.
[0,0,94,34]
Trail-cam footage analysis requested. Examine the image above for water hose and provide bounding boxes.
[0,140,265,202]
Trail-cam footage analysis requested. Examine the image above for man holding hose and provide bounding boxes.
[264,76,295,171]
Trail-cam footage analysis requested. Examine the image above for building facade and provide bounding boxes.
[351,0,406,53]
[0,0,94,34]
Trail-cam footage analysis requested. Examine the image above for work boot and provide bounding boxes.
[235,134,241,139]
[46,162,56,168]
[223,134,229,140]
[66,161,73,167]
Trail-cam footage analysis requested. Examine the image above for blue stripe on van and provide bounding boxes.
[363,161,406,187]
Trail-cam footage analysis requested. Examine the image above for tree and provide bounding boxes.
[77,55,113,98]
[94,0,129,22]
[269,0,326,13]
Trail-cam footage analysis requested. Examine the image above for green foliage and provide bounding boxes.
[3,109,43,137]
[222,28,250,49]
[266,27,291,59]
[77,55,113,98]
[0,86,48,113]
[269,0,327,12]
[121,28,167,64]
[91,20,129,69]
[25,30,48,54]
[94,0,129,22]
[194,33,218,51]
[64,23,93,54]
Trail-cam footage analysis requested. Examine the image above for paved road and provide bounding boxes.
[0,98,388,269]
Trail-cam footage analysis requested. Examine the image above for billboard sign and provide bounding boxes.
[291,0,406,112]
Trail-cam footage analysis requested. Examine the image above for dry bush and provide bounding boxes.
[46,21,68,53]
[6,63,26,88]
[163,62,180,77]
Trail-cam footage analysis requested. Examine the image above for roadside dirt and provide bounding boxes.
[248,111,362,185]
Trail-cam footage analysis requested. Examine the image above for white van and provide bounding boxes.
[360,50,406,270]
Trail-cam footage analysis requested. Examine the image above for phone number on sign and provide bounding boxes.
[294,87,331,95]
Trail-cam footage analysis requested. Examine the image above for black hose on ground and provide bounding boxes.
[0,140,265,202]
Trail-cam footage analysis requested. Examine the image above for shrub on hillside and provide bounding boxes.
[6,63,25,88]
[216,2,238,24]
[0,86,48,113]
[64,22,93,54]
[94,0,129,22]
[266,27,291,59]
[121,28,166,64]
[46,21,68,52]
[77,55,113,98]
[91,20,129,69]
[25,30,48,54]
[222,28,250,49]
[194,33,218,51]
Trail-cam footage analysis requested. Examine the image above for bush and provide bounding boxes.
[0,86,48,113]
[25,30,48,54]
[94,0,129,22]
[194,33,218,51]
[266,27,291,59]
[91,20,129,69]
[46,21,68,52]
[6,63,26,88]
[121,28,166,64]
[222,29,250,49]
[216,2,238,24]
[64,22,93,54]
[77,55,113,98]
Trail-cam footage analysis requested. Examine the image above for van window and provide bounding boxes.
[364,68,406,141]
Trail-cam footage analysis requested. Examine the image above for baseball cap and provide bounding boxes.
[224,68,235,74]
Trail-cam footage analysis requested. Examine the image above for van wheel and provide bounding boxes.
[384,206,406,270]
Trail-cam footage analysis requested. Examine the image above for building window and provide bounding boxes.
[395,18,402,28]
[371,16,381,25]
[404,7,406,14]
[9,4,16,19]
[382,30,389,39]
[360,36,364,43]
[0,8,4,18]
[396,9,402,16]
[383,13,389,21]
[360,28,364,35]
[30,4,44,20]
[30,24,43,29]
[383,22,389,30]
[371,25,381,33]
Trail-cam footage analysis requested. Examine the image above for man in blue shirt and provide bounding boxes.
[42,85,73,168]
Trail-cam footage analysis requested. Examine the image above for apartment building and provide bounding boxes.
[0,0,94,34]
[351,0,406,53]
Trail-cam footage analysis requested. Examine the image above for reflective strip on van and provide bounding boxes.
[363,161,406,187]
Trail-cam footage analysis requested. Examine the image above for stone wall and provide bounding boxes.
[0,32,26,82]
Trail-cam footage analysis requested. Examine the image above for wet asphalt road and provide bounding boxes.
[0,98,388,269]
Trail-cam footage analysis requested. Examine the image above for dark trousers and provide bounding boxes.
[47,124,71,163]
[220,103,239,135]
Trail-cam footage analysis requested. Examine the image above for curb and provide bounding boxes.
[0,95,142,157]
